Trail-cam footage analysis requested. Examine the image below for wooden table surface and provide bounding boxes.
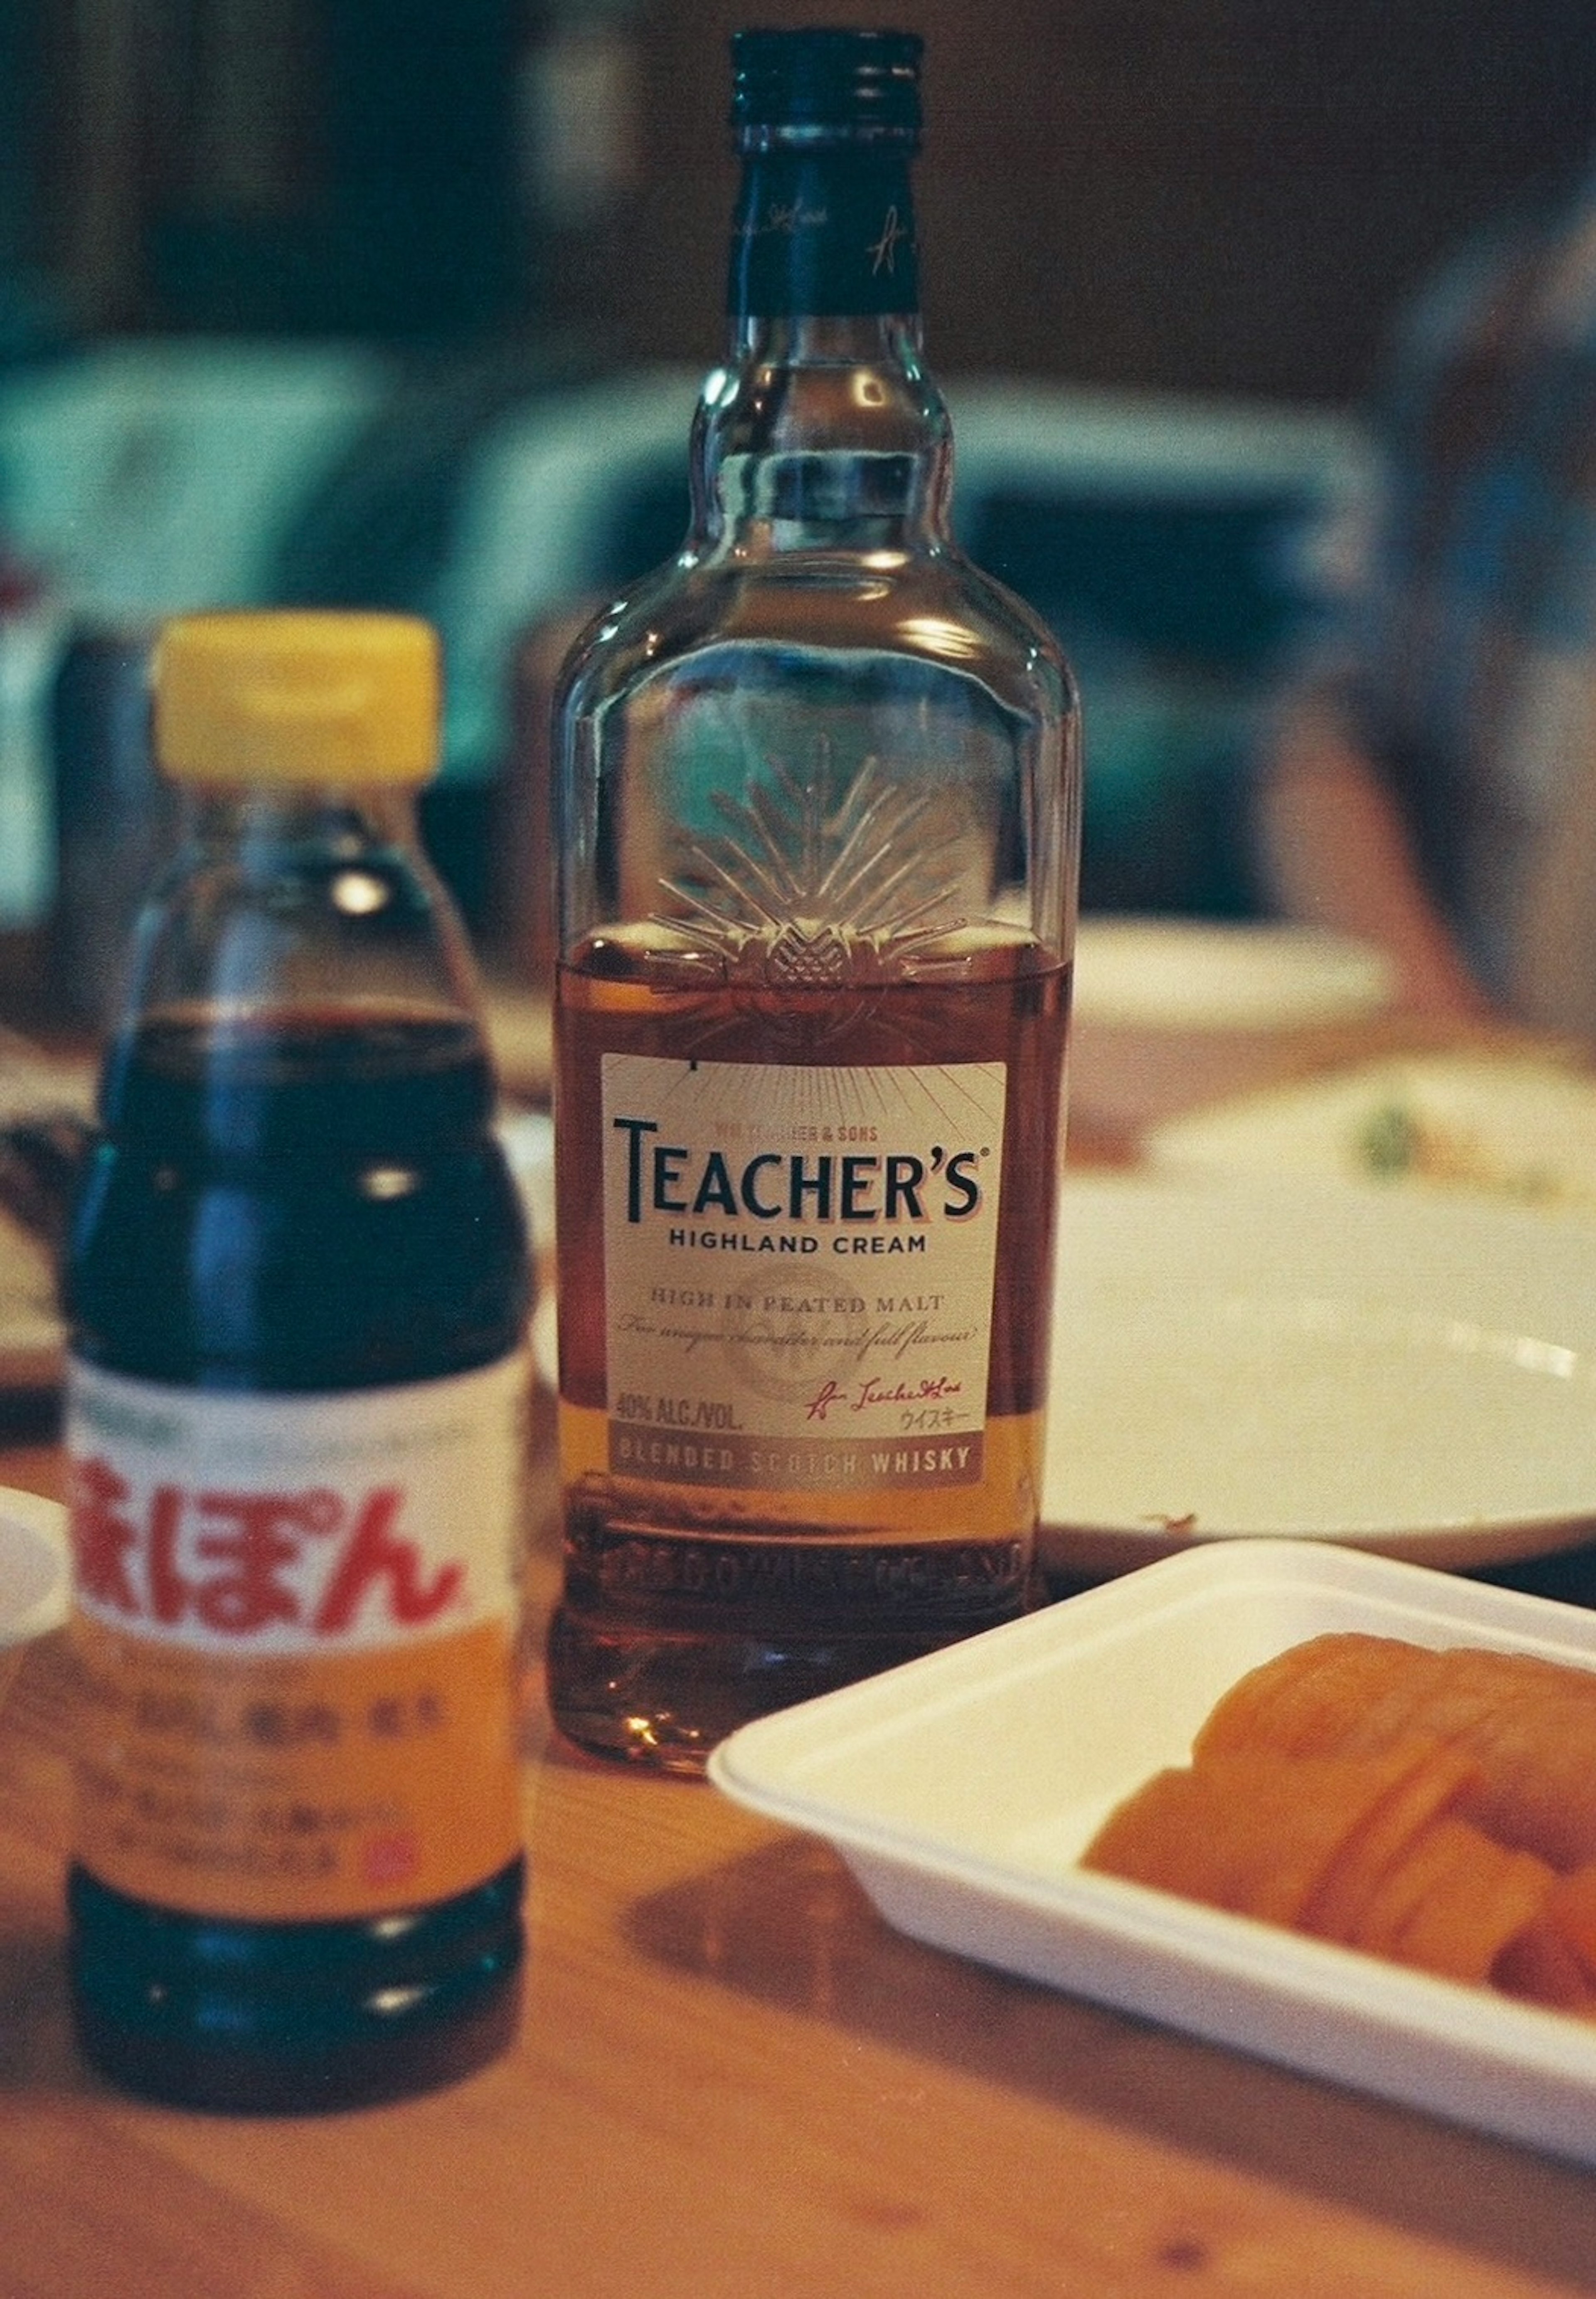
[8,1003,1596,2299]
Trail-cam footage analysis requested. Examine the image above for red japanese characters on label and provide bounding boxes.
[66,1357,527,1655]
[71,1464,466,1643]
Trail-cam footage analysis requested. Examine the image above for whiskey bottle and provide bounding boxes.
[548,27,1081,1770]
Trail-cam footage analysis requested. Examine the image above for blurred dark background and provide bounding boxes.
[2,0,1594,993]
[2,0,1593,400]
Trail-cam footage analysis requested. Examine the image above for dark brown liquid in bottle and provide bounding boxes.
[66,1008,532,2112]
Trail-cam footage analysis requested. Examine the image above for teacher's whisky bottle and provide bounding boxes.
[64,612,532,2109]
[548,29,1080,1770]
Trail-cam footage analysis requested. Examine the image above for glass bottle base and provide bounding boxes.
[547,1598,1030,1775]
[67,1856,525,2115]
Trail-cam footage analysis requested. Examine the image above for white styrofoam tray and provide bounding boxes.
[709,1540,1596,2165]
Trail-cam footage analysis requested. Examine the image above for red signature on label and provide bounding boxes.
[804,1373,963,1424]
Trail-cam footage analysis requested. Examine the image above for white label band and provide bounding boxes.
[66,1354,529,1656]
[600,1054,1006,1491]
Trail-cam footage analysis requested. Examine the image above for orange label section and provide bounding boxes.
[69,1612,523,1922]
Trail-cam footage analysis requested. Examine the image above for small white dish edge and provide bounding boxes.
[0,1485,69,1646]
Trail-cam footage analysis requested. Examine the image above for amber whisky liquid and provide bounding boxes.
[549,927,1069,1769]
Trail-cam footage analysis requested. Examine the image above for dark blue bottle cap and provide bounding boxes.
[730,28,922,148]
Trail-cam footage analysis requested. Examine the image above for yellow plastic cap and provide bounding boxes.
[153,611,441,785]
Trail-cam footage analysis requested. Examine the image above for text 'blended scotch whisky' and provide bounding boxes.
[548,28,1081,1769]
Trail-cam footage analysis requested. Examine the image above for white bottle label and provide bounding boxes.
[600,1054,1006,1491]
[64,1354,529,1920]
[67,1355,527,1654]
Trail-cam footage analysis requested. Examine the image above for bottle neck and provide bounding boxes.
[177,778,424,855]
[121,776,484,1031]
[728,143,919,320]
[692,141,950,554]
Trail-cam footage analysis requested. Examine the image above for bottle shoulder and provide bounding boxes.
[557,542,1074,719]
[123,807,487,1038]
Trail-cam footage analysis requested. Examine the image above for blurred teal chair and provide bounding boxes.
[436,368,1369,919]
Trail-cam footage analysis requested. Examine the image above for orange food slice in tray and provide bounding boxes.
[1083,1742,1481,1936]
[1348,1813,1483,1961]
[1195,1632,1596,1872]
[1428,1647,1596,1870]
[1499,1865,1596,2009]
[1542,1866,1596,1972]
[1300,1738,1480,1944]
[1081,1752,1379,1926]
[1195,1633,1399,1761]
[1083,1733,1569,1993]
[1386,1828,1556,1986]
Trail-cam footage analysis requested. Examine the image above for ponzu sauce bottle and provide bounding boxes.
[63,610,532,2110]
[547,29,1081,1771]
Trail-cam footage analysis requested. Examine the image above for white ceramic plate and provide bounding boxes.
[709,1540,1596,2166]
[1042,1174,1596,1574]
[1072,918,1393,1030]
[1147,1054,1596,1213]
